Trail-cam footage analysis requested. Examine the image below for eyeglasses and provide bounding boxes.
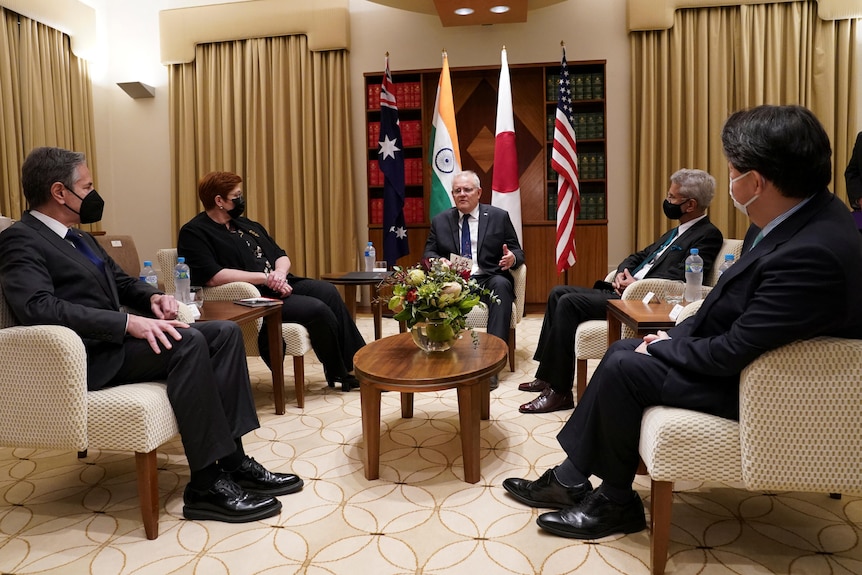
[665,195,690,203]
[452,187,475,195]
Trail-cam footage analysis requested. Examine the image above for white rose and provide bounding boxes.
[438,281,462,305]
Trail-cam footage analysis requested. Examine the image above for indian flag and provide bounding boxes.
[428,51,461,218]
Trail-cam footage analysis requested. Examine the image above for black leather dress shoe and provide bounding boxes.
[489,375,499,391]
[536,490,647,539]
[518,378,549,392]
[231,456,304,496]
[327,375,359,391]
[183,475,282,523]
[519,388,574,413]
[502,468,592,509]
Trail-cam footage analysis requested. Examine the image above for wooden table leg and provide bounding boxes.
[373,298,383,340]
[480,378,490,420]
[457,383,482,483]
[607,309,623,348]
[400,392,414,418]
[266,311,285,415]
[343,285,357,320]
[360,381,382,480]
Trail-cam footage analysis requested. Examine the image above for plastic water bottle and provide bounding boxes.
[684,248,704,303]
[139,260,158,289]
[363,241,376,272]
[174,256,191,304]
[717,253,735,277]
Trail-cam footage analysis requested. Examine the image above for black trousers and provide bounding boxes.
[556,338,668,489]
[475,272,515,343]
[109,321,259,472]
[258,276,366,381]
[533,285,619,393]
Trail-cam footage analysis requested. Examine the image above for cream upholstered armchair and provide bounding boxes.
[157,248,312,408]
[464,263,526,371]
[0,286,195,540]
[574,239,744,400]
[639,300,862,574]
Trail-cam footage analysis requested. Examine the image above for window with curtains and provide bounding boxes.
[0,7,97,222]
[167,34,358,279]
[629,0,857,247]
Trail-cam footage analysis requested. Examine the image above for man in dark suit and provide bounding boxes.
[0,147,303,524]
[845,130,862,211]
[518,169,723,414]
[424,169,525,351]
[503,105,862,540]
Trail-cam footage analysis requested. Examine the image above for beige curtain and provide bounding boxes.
[631,1,858,246]
[168,34,357,278]
[0,7,97,225]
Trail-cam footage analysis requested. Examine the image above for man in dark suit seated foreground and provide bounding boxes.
[423,170,525,387]
[0,147,302,524]
[519,168,723,414]
[503,105,862,540]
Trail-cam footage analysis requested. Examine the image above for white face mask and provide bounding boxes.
[729,171,757,216]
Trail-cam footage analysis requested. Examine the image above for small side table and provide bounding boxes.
[321,271,391,339]
[354,332,507,484]
[196,300,290,413]
[605,299,677,347]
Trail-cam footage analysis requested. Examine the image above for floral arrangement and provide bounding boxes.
[386,257,499,342]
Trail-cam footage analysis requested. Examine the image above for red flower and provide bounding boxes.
[459,269,471,280]
[405,289,418,302]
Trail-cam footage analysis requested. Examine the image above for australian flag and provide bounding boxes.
[379,54,409,265]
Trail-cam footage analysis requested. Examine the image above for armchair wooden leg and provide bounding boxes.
[650,479,673,575]
[576,359,588,402]
[135,450,160,540]
[293,356,305,409]
[508,327,516,371]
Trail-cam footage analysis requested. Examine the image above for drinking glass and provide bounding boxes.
[663,281,685,305]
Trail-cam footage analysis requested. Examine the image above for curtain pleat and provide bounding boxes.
[0,7,96,228]
[168,35,357,278]
[631,1,858,247]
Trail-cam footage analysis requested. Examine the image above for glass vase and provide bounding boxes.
[410,319,458,352]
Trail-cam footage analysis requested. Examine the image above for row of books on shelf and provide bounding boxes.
[366,81,421,110]
[368,158,423,186]
[547,152,606,180]
[369,197,425,224]
[547,111,604,140]
[547,72,604,101]
[546,191,606,220]
[367,120,423,148]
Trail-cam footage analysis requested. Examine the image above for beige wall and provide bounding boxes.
[70,0,862,276]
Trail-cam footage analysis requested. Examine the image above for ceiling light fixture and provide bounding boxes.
[490,6,510,13]
[454,8,474,16]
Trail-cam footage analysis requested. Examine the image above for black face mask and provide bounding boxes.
[65,187,105,224]
[662,198,687,220]
[227,197,245,219]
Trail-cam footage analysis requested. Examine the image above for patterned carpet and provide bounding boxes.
[1,315,861,574]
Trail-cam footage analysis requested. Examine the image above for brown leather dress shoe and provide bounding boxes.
[519,388,574,413]
[518,378,549,392]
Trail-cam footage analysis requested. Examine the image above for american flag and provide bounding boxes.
[379,54,409,265]
[552,46,580,273]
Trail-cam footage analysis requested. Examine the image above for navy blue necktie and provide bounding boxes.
[460,214,472,258]
[66,229,106,274]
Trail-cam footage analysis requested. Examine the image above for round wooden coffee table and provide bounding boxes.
[354,331,508,484]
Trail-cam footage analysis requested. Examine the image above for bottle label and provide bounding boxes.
[176,271,189,279]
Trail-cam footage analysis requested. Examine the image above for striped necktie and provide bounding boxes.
[632,228,678,274]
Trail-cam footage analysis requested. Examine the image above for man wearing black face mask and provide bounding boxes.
[0,147,304,524]
[517,168,723,414]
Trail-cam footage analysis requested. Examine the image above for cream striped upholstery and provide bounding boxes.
[158,248,312,408]
[639,300,862,574]
[574,239,743,400]
[464,264,526,371]
[0,271,193,540]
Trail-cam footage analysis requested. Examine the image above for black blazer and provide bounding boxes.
[846,131,862,209]
[617,217,723,280]
[648,189,862,420]
[423,203,524,278]
[0,212,160,389]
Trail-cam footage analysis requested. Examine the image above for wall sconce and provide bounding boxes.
[117,82,155,99]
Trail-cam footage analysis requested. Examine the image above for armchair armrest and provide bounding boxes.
[739,336,862,495]
[202,282,262,301]
[0,325,89,450]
